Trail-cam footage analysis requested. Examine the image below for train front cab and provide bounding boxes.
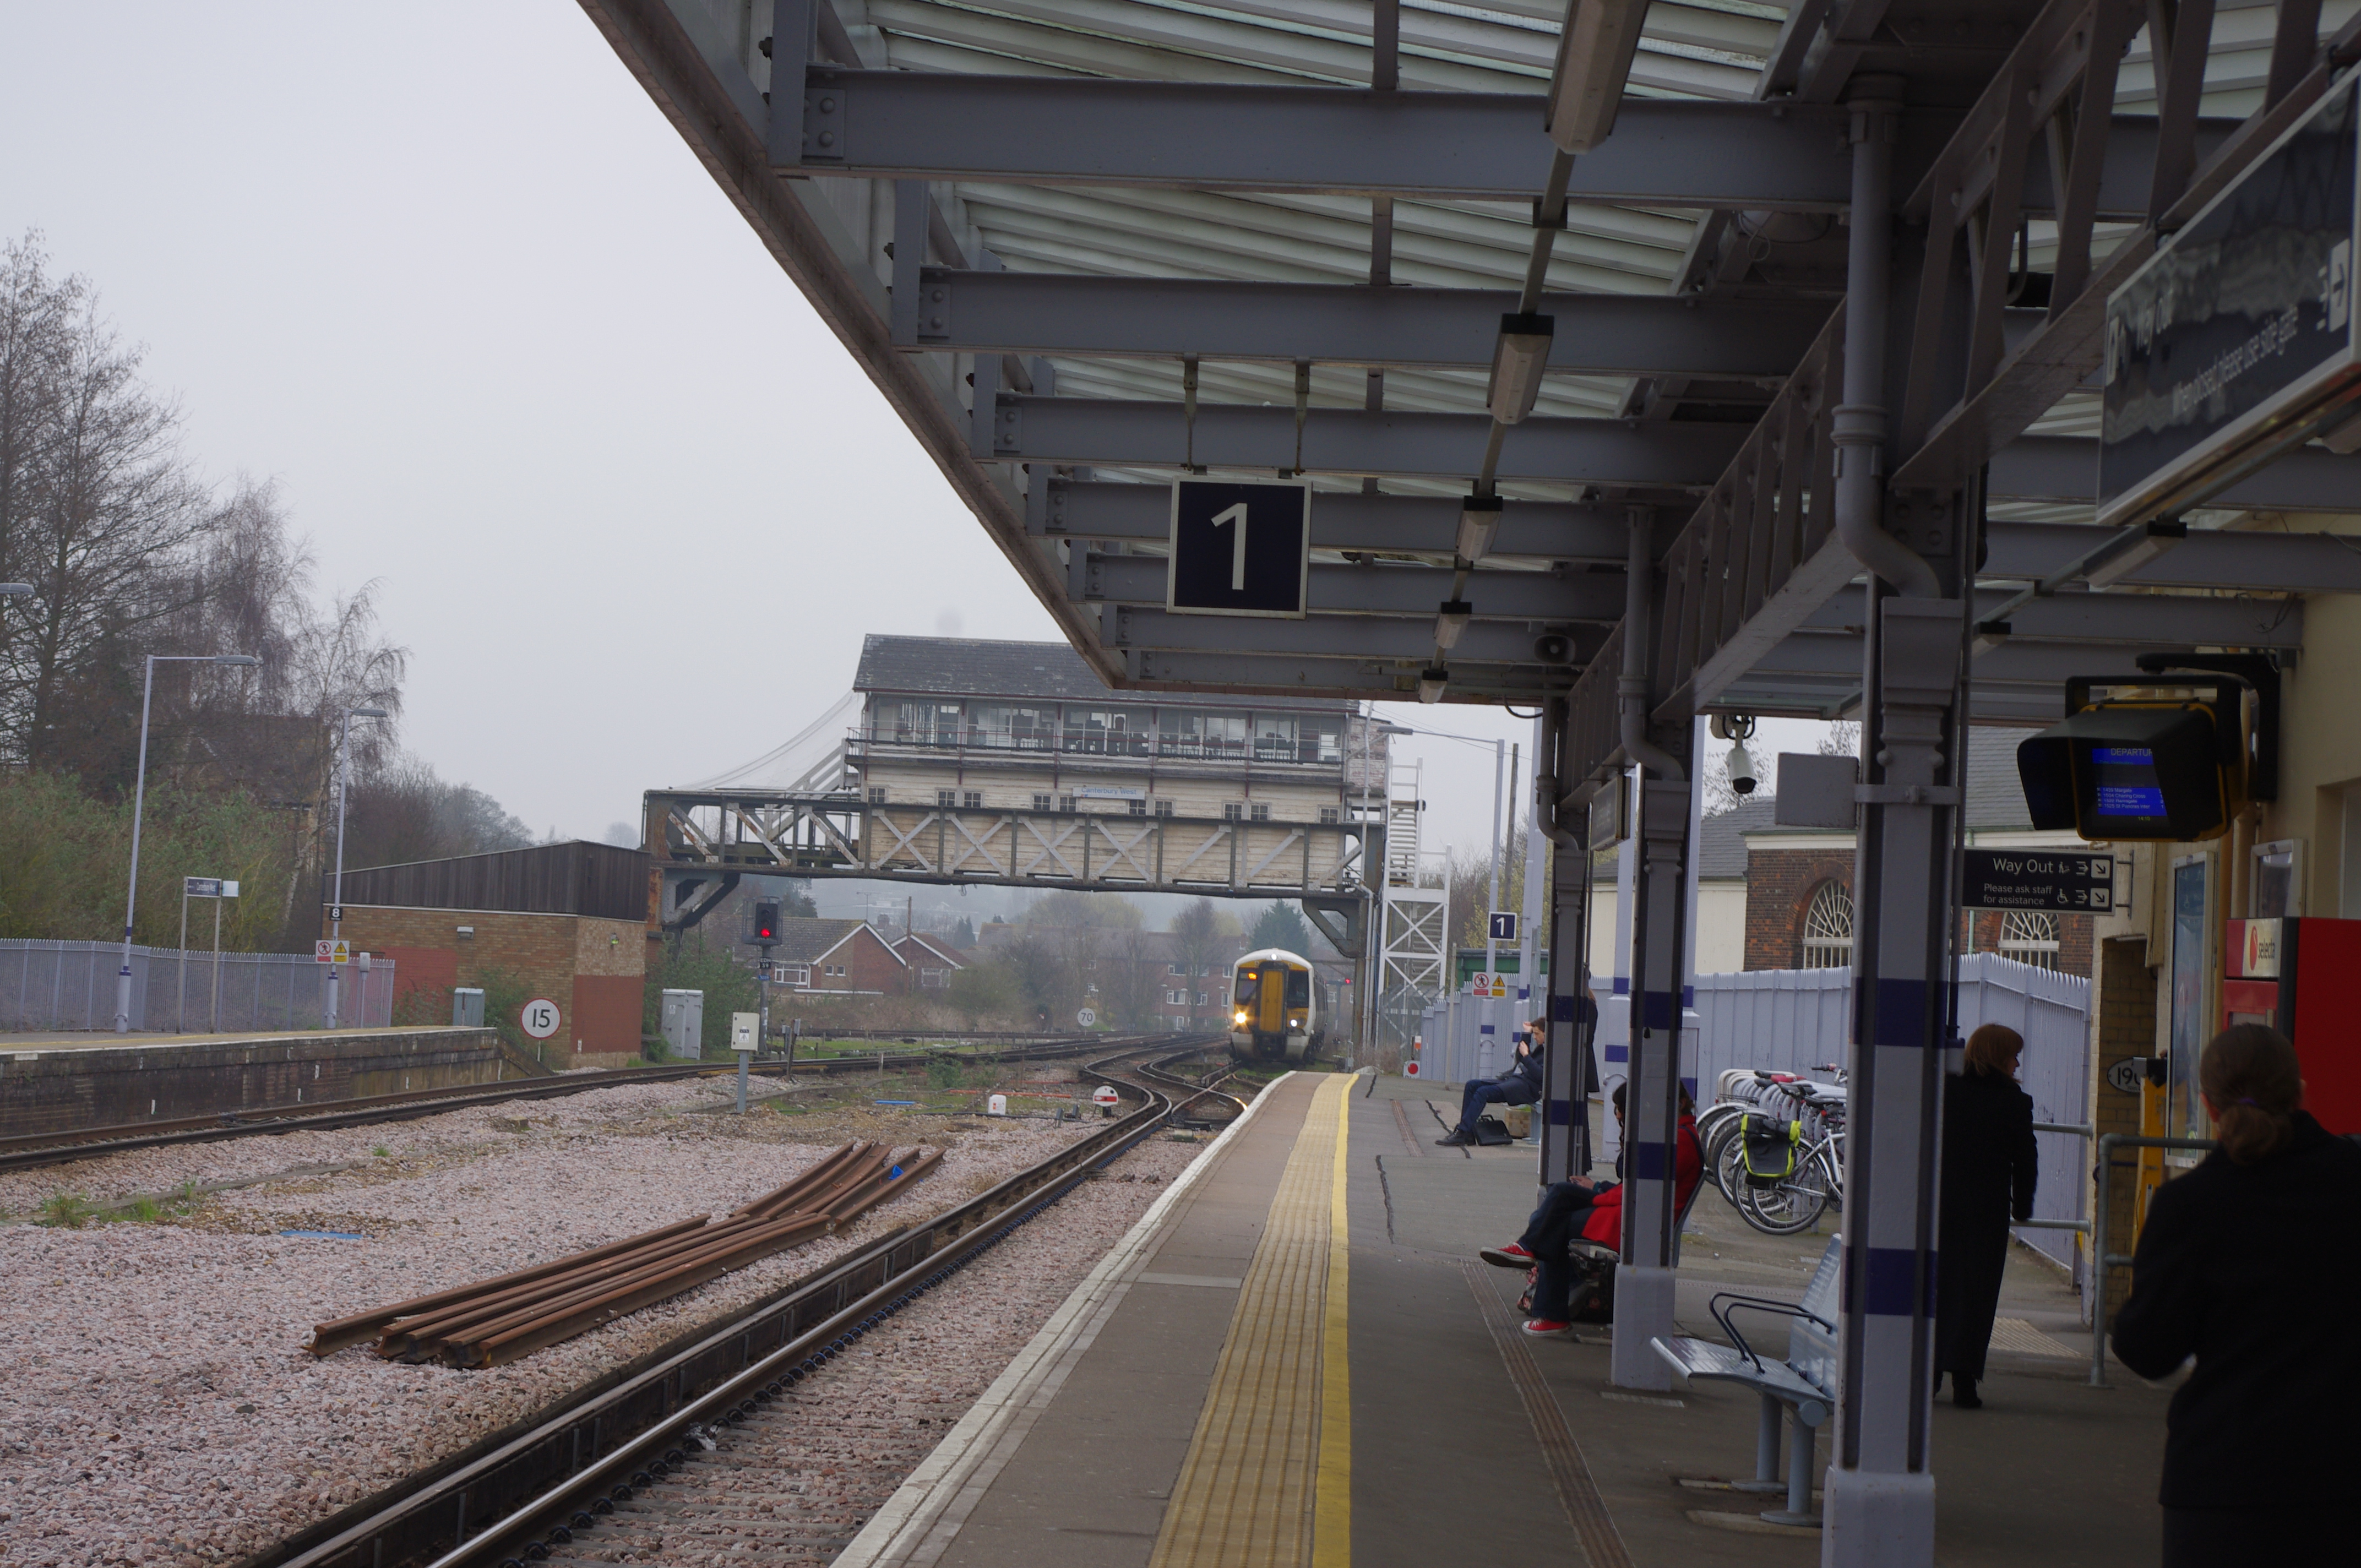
[1229,951,1314,1064]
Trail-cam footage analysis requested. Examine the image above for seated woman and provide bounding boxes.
[1478,1082,1702,1338]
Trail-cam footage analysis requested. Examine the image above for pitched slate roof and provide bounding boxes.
[855,634,1348,712]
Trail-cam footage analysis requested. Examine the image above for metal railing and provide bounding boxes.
[2086,1133,2219,1388]
[0,939,396,1035]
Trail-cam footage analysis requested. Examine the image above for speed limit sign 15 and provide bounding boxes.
[520,998,562,1041]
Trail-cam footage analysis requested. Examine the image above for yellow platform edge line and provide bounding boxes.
[1147,1070,1352,1568]
[1312,1071,1352,1568]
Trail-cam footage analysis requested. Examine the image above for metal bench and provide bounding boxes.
[1650,1236,1841,1527]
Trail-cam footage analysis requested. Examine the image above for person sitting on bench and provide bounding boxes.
[1438,987,1595,1147]
[1478,1082,1702,1337]
[1436,1017,1547,1146]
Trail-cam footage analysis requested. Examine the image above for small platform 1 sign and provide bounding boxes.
[1488,911,1518,941]
[1963,850,2123,911]
[1166,478,1310,617]
[520,998,562,1040]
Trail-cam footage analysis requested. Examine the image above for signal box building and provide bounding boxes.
[850,635,1379,891]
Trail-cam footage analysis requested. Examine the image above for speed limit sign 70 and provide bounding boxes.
[520,998,562,1041]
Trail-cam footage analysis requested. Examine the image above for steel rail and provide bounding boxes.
[242,1037,1227,1568]
[0,1033,1170,1174]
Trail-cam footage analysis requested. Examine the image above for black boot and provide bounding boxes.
[1954,1376,1982,1410]
[1435,1128,1476,1146]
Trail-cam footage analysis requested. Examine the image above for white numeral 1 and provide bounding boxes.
[1210,502,1249,590]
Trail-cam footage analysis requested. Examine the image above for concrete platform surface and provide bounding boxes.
[837,1069,2176,1568]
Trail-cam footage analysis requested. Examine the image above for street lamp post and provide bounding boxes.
[115,653,262,1033]
[326,705,390,1029]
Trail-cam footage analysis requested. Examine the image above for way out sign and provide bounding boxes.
[1166,478,1309,617]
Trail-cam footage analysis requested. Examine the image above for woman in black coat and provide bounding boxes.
[2113,1024,2361,1564]
[1935,1022,2038,1408]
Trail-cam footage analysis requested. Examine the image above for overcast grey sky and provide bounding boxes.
[0,2,1830,872]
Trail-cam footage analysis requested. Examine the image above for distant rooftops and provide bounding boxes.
[854,634,1350,712]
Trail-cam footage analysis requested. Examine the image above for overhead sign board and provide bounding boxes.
[1166,478,1310,618]
[1488,911,1518,941]
[1962,850,2123,912]
[2099,78,2360,528]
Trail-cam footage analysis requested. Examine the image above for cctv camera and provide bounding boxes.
[1727,741,1758,796]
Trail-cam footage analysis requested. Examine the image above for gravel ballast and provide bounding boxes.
[537,1134,1210,1566]
[0,1075,1143,1568]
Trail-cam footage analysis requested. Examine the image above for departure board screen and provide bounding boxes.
[2091,745,2171,825]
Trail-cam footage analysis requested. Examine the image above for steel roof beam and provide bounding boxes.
[1796,585,2302,648]
[904,269,1834,377]
[1124,646,1560,699]
[1988,435,2361,509]
[1083,552,1629,619]
[1034,480,1633,560]
[993,395,1748,484]
[1002,403,2361,502]
[1111,605,1608,664]
[793,69,2227,212]
[1984,521,2361,591]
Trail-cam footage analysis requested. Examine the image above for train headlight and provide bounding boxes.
[1289,1018,1302,1029]
[1233,1010,1248,1024]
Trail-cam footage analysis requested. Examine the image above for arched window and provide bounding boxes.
[1998,910,2063,970]
[1801,881,1854,968]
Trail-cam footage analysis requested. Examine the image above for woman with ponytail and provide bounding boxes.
[2113,1025,2361,1564]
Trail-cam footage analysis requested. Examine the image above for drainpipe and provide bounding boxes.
[1832,74,1942,601]
[1621,507,1685,780]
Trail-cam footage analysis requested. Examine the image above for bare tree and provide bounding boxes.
[1820,720,1862,759]
[0,237,216,770]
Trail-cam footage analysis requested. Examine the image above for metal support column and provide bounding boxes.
[1822,74,1965,1567]
[1613,506,1691,1391]
[1537,696,1591,1188]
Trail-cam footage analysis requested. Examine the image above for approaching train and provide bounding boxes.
[1227,948,1333,1064]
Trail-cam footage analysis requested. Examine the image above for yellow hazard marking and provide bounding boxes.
[1149,1072,1353,1568]
[1313,1069,1351,1568]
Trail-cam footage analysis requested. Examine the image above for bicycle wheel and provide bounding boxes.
[1735,1147,1835,1235]
[1710,1121,1751,1201]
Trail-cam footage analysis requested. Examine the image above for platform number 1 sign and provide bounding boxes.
[1166,478,1310,617]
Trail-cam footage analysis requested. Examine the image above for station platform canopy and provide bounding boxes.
[579,0,2361,739]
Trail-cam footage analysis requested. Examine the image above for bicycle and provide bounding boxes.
[1731,1083,1846,1235]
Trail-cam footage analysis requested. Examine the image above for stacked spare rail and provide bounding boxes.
[307,1141,940,1367]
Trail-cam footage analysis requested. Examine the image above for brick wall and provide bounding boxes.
[2091,935,2159,1316]
[1744,848,1856,971]
[1961,910,2096,977]
[328,906,646,1063]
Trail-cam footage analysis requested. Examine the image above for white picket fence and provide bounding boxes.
[1418,954,2092,1275]
[0,940,398,1035]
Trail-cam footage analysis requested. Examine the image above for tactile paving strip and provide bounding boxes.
[1149,1072,1353,1568]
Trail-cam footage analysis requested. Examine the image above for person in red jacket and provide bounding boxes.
[1479,1082,1703,1337]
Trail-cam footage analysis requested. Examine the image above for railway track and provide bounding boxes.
[0,1032,1167,1175]
[245,1038,1234,1568]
